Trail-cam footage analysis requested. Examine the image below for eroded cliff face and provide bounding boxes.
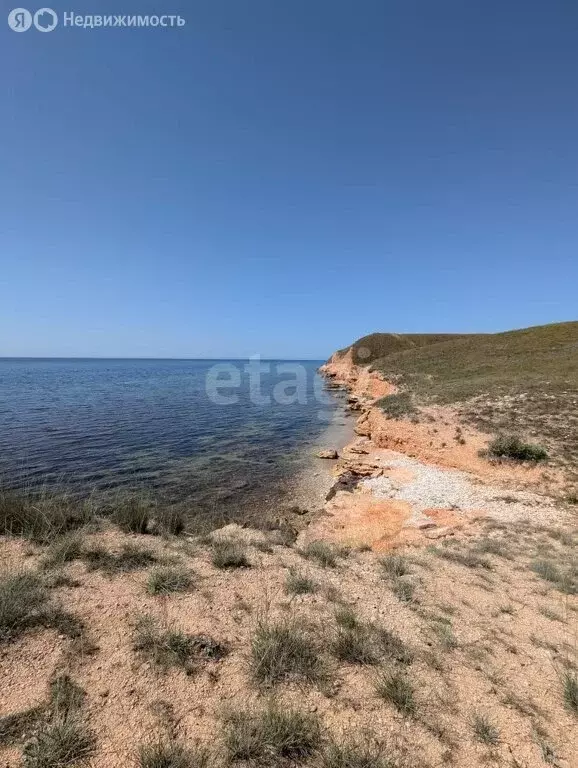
[319,348,394,401]
[312,347,565,552]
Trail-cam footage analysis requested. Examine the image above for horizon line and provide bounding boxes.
[0,356,327,362]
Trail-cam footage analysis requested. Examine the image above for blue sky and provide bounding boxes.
[1,0,577,359]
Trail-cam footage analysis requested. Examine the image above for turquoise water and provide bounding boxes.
[0,358,341,520]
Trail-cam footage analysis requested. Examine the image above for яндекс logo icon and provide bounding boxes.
[8,8,32,31]
[7,7,58,31]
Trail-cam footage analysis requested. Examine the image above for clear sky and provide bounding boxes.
[1,0,577,359]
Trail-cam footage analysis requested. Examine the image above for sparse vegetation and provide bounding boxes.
[82,543,158,573]
[222,702,321,765]
[486,435,548,463]
[471,712,500,745]
[285,569,317,595]
[431,545,491,570]
[0,487,94,544]
[138,740,209,768]
[42,533,85,570]
[109,495,152,534]
[380,553,411,578]
[132,614,227,672]
[300,540,339,568]
[563,671,578,714]
[375,669,416,716]
[147,566,194,595]
[250,617,326,686]
[211,538,251,569]
[22,720,95,767]
[0,570,81,643]
[374,392,416,419]
[320,735,393,768]
[0,570,49,642]
[332,623,381,665]
[334,606,358,630]
[530,559,577,594]
[392,578,416,603]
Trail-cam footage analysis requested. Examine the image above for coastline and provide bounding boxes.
[302,352,572,551]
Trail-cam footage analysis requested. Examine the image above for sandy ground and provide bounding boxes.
[1,519,576,767]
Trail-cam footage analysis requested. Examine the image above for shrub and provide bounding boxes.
[147,567,194,595]
[285,569,317,596]
[250,617,325,686]
[222,703,321,764]
[132,615,227,672]
[375,670,416,716]
[374,393,416,419]
[487,435,548,462]
[22,720,95,767]
[211,539,250,569]
[300,540,338,568]
[138,740,209,768]
[471,712,500,745]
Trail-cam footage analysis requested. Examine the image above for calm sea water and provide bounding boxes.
[0,358,342,521]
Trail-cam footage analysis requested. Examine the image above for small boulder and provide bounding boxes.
[316,449,338,459]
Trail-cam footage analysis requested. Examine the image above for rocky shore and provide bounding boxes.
[309,349,570,551]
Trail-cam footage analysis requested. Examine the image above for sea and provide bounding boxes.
[0,358,346,524]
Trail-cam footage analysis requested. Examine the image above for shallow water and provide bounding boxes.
[0,358,344,521]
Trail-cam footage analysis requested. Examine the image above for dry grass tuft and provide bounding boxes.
[0,487,94,544]
[471,712,500,745]
[222,702,321,765]
[375,669,416,716]
[22,720,95,767]
[563,671,578,714]
[250,617,326,686]
[132,615,228,673]
[211,539,251,569]
[320,734,393,768]
[147,567,195,595]
[285,569,317,596]
[82,543,158,574]
[299,540,339,568]
[138,739,209,768]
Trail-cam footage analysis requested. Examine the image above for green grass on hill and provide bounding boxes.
[366,322,578,403]
[337,322,578,479]
[337,332,476,366]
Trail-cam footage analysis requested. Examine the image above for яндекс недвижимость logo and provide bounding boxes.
[7,9,186,30]
[8,7,58,31]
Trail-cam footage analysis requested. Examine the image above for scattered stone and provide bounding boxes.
[316,449,338,459]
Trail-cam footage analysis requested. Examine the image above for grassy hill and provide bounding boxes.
[340,322,578,479]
